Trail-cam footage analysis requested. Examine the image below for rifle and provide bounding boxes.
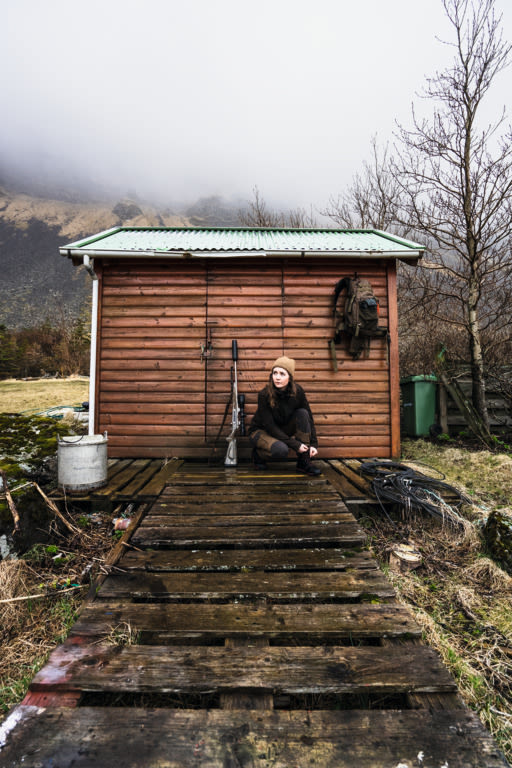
[224,340,246,466]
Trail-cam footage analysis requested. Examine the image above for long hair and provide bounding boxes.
[265,372,297,409]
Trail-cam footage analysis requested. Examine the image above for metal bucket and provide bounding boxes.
[58,433,108,491]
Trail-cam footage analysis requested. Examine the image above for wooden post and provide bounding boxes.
[438,372,491,446]
[438,382,449,434]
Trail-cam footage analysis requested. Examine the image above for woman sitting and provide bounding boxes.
[248,356,321,476]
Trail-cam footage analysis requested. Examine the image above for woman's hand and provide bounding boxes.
[298,444,318,457]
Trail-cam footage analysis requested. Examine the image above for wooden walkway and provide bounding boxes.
[50,456,186,505]
[1,462,508,767]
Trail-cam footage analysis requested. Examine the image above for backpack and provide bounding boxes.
[331,275,388,364]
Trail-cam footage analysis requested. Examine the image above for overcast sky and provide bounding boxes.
[2,0,512,211]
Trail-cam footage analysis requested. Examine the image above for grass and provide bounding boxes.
[0,559,82,714]
[0,376,90,414]
[0,530,115,714]
[401,438,512,508]
[366,438,512,762]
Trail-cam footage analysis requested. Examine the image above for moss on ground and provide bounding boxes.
[0,413,78,544]
[0,413,70,471]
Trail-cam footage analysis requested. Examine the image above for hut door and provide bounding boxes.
[204,262,285,451]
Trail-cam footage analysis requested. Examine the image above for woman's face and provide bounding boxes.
[272,366,290,389]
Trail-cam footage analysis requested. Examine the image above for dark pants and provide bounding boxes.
[249,408,312,459]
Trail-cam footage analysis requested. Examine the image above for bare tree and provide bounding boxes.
[393,0,512,430]
[323,138,407,232]
[239,186,317,228]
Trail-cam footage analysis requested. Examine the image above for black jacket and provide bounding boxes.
[249,383,318,451]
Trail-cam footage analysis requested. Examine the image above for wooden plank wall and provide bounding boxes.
[97,258,397,459]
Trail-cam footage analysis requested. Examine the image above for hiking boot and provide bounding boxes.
[252,447,268,470]
[296,452,322,476]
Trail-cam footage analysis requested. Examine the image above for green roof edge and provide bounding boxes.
[372,229,425,250]
[63,226,123,250]
[63,225,425,252]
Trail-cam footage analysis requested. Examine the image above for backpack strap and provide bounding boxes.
[332,276,350,316]
[328,338,339,372]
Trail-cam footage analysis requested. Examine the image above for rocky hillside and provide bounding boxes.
[0,186,242,328]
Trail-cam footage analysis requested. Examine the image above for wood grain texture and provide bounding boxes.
[70,602,420,641]
[31,643,455,695]
[95,258,397,458]
[96,569,395,601]
[3,707,506,768]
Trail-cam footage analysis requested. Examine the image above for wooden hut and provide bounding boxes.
[60,227,425,460]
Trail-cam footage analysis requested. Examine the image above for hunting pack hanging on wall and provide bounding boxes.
[329,274,389,371]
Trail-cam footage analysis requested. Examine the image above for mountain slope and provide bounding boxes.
[0,188,241,328]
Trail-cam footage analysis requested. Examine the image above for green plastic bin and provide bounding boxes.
[400,375,438,437]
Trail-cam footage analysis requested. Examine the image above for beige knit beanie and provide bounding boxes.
[272,356,296,377]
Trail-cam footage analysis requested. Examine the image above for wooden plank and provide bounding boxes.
[160,486,341,500]
[220,638,273,711]
[31,644,455,696]
[329,459,373,495]
[141,512,355,527]
[90,459,152,497]
[166,477,331,488]
[115,459,162,497]
[131,521,366,549]
[108,444,395,460]
[70,602,420,641]
[134,457,184,497]
[105,458,135,481]
[3,707,506,768]
[382,638,463,710]
[97,569,395,601]
[20,691,81,708]
[161,487,340,500]
[118,547,375,573]
[149,500,350,515]
[320,461,370,499]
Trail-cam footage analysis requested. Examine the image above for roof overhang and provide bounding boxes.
[60,227,426,265]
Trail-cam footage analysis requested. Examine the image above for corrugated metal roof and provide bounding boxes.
[61,227,425,260]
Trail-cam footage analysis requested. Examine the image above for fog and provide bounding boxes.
[2,0,512,210]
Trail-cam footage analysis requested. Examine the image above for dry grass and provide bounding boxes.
[0,560,38,628]
[0,377,89,414]
[368,439,512,761]
[0,519,116,714]
[0,558,82,712]
[463,556,512,592]
[382,535,512,759]
[401,438,512,508]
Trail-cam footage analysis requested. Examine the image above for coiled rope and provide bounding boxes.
[358,460,470,529]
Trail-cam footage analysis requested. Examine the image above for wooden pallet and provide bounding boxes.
[2,461,507,768]
[50,457,184,504]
